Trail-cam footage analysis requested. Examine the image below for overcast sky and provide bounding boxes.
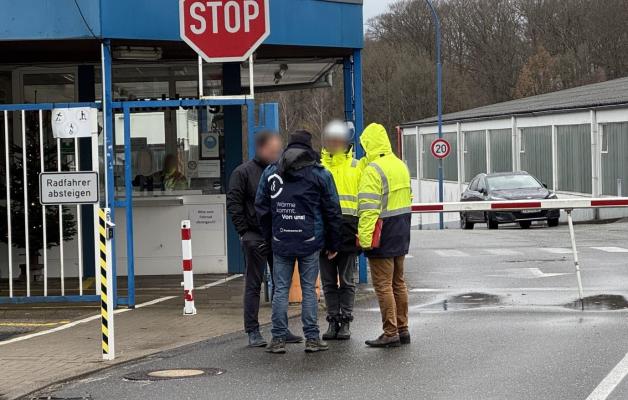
[363,0,396,27]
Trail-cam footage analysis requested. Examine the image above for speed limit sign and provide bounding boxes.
[431,138,451,160]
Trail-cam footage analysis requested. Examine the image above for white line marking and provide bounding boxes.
[592,247,628,253]
[434,250,468,257]
[484,249,523,256]
[406,255,415,259]
[586,352,628,400]
[540,248,573,254]
[0,274,243,346]
[527,268,570,278]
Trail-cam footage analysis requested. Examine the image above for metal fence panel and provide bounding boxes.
[557,124,592,194]
[464,130,487,182]
[403,134,418,178]
[489,129,512,173]
[602,122,628,196]
[422,134,438,180]
[520,126,553,189]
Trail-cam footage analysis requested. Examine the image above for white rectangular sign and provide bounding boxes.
[39,171,99,205]
[51,107,98,139]
[189,204,224,231]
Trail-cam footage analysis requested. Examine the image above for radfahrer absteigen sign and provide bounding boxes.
[179,0,270,63]
[39,172,99,205]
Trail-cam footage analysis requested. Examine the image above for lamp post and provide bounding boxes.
[425,0,445,230]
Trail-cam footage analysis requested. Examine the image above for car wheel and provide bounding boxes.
[487,218,499,230]
[519,221,532,229]
[461,214,474,230]
[548,218,559,227]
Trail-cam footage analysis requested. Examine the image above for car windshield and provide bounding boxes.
[486,175,542,191]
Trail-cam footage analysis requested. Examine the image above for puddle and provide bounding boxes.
[418,292,502,311]
[565,295,628,311]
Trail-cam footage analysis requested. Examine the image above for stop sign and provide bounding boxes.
[180,0,270,63]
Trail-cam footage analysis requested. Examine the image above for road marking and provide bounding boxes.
[592,247,628,253]
[527,268,570,278]
[434,250,468,257]
[488,268,570,279]
[586,352,628,400]
[0,274,243,347]
[0,320,71,328]
[540,248,572,254]
[484,249,522,256]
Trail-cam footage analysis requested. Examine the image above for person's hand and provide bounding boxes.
[326,251,338,260]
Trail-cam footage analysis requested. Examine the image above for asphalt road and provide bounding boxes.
[40,220,628,400]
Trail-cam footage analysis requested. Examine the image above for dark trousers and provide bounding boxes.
[242,238,272,333]
[320,252,356,322]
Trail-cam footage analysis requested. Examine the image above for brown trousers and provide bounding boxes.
[369,256,409,337]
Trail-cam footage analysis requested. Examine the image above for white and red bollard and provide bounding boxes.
[181,220,197,316]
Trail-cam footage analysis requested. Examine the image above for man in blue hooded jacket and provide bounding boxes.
[255,130,343,354]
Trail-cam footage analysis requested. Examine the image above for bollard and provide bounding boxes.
[99,208,115,360]
[566,210,585,310]
[181,220,197,316]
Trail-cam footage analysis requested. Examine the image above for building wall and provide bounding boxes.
[402,107,628,228]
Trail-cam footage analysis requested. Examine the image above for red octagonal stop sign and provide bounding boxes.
[180,0,270,63]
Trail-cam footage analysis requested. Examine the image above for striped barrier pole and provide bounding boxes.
[410,197,628,310]
[99,208,115,360]
[181,220,197,316]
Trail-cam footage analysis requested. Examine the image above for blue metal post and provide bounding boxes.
[123,105,135,308]
[343,57,354,123]
[425,0,445,230]
[101,40,118,306]
[352,49,368,284]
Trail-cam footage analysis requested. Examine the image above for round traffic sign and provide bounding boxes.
[431,138,451,160]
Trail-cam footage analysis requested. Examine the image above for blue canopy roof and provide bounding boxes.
[0,0,363,49]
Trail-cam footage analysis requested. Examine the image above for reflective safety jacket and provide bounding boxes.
[358,123,412,258]
[321,146,362,253]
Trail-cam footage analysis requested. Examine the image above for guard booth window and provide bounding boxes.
[601,122,628,196]
[556,124,591,194]
[464,130,487,182]
[520,126,553,189]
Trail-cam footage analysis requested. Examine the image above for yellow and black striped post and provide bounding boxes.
[99,208,115,360]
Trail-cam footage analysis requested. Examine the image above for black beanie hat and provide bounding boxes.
[289,130,313,148]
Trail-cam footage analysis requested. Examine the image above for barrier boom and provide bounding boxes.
[411,198,628,214]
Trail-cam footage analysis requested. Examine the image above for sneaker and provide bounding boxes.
[365,334,401,348]
[265,337,287,354]
[304,338,329,353]
[336,322,351,340]
[248,330,268,348]
[285,330,304,344]
[399,330,411,345]
[322,322,339,341]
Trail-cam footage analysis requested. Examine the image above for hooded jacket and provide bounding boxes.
[255,142,343,257]
[227,158,269,239]
[357,123,412,258]
[321,146,362,253]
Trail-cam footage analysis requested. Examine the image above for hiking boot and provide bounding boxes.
[399,330,411,345]
[304,339,329,353]
[248,330,267,348]
[336,322,351,340]
[365,334,401,348]
[322,321,339,341]
[265,338,287,354]
[285,330,304,344]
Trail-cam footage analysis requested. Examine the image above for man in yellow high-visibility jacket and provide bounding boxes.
[320,120,362,341]
[357,123,412,348]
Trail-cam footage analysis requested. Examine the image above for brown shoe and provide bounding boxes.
[399,330,411,345]
[365,334,401,348]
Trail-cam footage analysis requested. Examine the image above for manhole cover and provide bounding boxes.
[124,368,225,382]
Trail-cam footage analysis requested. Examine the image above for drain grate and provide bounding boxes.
[124,368,225,382]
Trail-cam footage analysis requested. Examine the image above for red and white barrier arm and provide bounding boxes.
[181,220,197,316]
[411,198,628,214]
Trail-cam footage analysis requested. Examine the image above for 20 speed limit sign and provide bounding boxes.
[431,138,451,160]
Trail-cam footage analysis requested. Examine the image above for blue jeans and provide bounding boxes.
[271,252,320,340]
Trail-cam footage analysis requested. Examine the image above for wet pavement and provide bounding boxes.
[31,220,628,399]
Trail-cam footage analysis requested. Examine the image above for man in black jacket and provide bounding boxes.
[227,132,303,348]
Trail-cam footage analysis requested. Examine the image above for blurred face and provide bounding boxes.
[258,135,283,164]
[325,138,348,155]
